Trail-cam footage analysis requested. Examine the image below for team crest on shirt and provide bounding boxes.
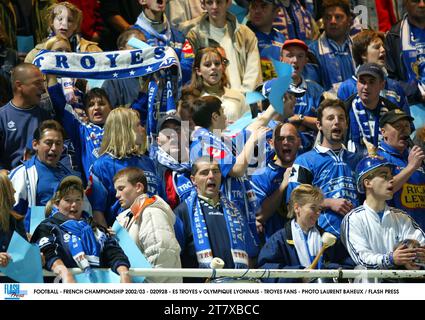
[7,121,16,131]
[207,147,227,159]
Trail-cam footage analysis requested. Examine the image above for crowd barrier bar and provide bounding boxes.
[25,268,425,279]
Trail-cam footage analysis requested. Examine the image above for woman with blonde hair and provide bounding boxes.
[0,174,25,268]
[31,176,131,283]
[183,47,249,124]
[257,184,353,282]
[25,1,101,63]
[89,108,160,228]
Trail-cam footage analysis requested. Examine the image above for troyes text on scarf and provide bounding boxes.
[34,47,167,70]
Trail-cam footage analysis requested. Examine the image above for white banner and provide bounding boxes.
[1,283,425,301]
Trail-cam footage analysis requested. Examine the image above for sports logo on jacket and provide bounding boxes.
[7,121,16,131]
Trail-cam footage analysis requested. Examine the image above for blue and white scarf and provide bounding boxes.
[400,15,425,85]
[291,219,322,268]
[185,190,249,269]
[157,146,191,173]
[350,96,388,148]
[33,46,180,80]
[133,12,172,46]
[157,146,192,200]
[34,47,180,139]
[274,0,312,41]
[56,210,106,268]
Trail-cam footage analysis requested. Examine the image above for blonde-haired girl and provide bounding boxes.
[257,184,353,282]
[89,108,159,228]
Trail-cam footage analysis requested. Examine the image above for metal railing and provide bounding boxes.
[33,268,425,280]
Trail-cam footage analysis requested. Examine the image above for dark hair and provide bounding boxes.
[191,96,223,129]
[83,87,112,111]
[33,119,66,141]
[178,93,195,114]
[113,167,148,192]
[316,99,347,124]
[352,30,385,66]
[191,156,220,176]
[322,0,351,17]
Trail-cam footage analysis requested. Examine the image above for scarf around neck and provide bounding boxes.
[55,209,106,269]
[291,219,321,268]
[185,189,249,268]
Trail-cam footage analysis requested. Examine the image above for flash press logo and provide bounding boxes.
[4,284,28,300]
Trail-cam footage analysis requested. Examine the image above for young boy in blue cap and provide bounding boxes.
[341,153,425,271]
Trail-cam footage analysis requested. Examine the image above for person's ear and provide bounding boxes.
[381,126,387,140]
[32,139,38,151]
[190,175,196,186]
[135,182,144,194]
[363,177,372,191]
[294,203,300,216]
[316,119,322,131]
[379,79,385,91]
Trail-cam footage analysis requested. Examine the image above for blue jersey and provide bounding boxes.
[251,161,287,240]
[48,84,103,182]
[337,75,409,113]
[90,154,160,226]
[308,35,355,92]
[287,145,360,236]
[247,22,285,81]
[377,142,425,229]
[0,101,51,170]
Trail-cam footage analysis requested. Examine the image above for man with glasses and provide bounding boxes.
[251,122,301,242]
[377,109,425,229]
